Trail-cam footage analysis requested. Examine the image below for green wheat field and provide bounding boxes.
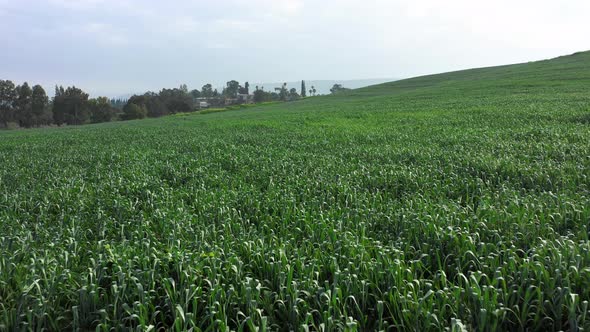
[1,51,590,331]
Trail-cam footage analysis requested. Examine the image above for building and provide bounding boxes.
[236,94,253,104]
[194,98,210,109]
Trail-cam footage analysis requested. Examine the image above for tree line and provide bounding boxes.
[1,79,343,129]
[0,80,117,128]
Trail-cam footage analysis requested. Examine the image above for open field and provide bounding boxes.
[1,51,590,331]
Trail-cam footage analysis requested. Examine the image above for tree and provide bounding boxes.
[122,103,147,120]
[301,80,306,97]
[0,80,17,127]
[31,85,50,126]
[289,88,300,100]
[244,82,250,95]
[201,84,213,98]
[144,93,168,117]
[312,86,317,96]
[190,89,201,99]
[110,98,126,110]
[53,86,66,125]
[159,88,192,113]
[65,87,90,125]
[253,86,274,103]
[275,83,288,101]
[330,84,350,94]
[53,86,90,126]
[224,80,240,98]
[89,96,116,123]
[124,93,169,118]
[253,87,264,103]
[15,82,33,128]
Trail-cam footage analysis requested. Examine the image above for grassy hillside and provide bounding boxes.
[1,51,590,331]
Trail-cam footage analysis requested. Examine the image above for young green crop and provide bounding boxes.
[1,51,590,331]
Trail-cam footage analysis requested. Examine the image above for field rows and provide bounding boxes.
[2,52,590,330]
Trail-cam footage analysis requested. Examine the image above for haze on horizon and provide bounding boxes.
[1,0,589,97]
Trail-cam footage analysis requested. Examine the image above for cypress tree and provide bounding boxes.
[301,80,307,97]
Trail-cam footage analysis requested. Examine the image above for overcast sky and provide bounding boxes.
[1,0,589,97]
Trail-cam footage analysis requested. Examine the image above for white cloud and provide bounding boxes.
[213,19,259,33]
[204,43,235,50]
[272,0,304,15]
[82,22,128,46]
[172,16,200,33]
[3,0,590,96]
[234,0,304,16]
[48,0,106,10]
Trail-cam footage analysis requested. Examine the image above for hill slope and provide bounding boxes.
[356,50,590,96]
[1,52,590,331]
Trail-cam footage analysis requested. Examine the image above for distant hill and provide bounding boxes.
[252,78,398,95]
[110,78,398,100]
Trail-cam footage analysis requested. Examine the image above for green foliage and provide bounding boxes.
[275,82,288,101]
[301,80,307,97]
[15,82,33,127]
[253,86,278,103]
[197,107,227,114]
[124,88,194,118]
[31,85,51,126]
[122,102,147,120]
[201,84,213,98]
[223,80,241,98]
[190,89,201,99]
[159,88,193,114]
[145,94,169,118]
[1,51,590,330]
[125,93,170,119]
[0,80,17,127]
[110,98,127,110]
[330,83,350,94]
[52,86,90,126]
[89,96,116,123]
[3,80,298,129]
[199,103,279,115]
[289,87,299,100]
